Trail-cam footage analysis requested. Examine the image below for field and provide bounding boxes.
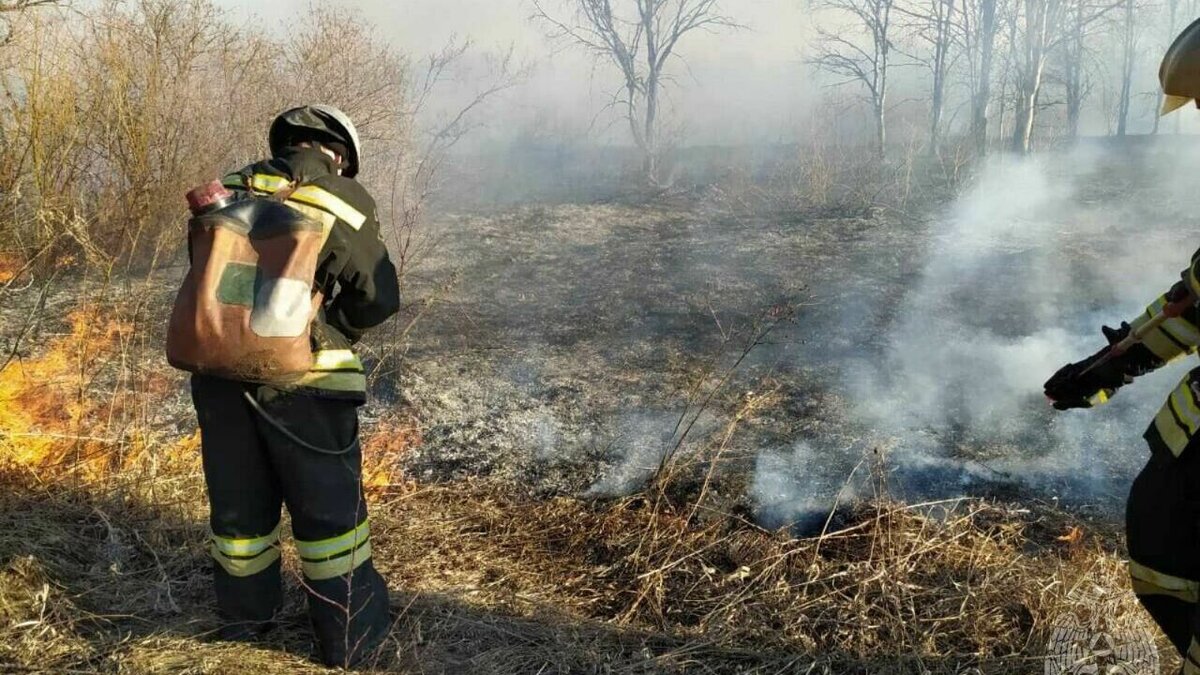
[0,141,1189,673]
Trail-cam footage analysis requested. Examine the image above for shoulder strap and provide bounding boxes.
[238,170,299,202]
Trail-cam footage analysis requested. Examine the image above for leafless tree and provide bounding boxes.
[1112,0,1143,136]
[810,0,898,159]
[897,0,957,155]
[1009,0,1068,153]
[1054,0,1123,139]
[960,0,1002,154]
[531,0,739,183]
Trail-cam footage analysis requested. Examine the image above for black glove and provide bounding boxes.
[1043,323,1134,410]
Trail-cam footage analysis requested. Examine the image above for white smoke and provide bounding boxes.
[753,441,869,532]
[585,409,723,497]
[755,143,1200,527]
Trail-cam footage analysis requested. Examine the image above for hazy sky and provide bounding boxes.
[215,0,820,145]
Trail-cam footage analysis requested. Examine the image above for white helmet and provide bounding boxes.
[269,105,363,178]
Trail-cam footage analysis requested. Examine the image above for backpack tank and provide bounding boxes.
[167,183,325,384]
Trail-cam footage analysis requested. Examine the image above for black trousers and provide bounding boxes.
[1127,449,1200,672]
[190,374,389,667]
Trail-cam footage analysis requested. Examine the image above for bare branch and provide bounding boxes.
[530,0,737,183]
[0,0,61,46]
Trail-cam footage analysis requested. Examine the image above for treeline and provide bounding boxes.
[0,0,409,270]
[809,0,1198,159]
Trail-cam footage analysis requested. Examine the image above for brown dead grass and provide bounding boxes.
[0,459,1172,674]
[0,291,1173,673]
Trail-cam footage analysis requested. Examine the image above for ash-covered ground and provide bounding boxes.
[394,197,885,496]
[5,141,1196,532]
[391,140,1200,529]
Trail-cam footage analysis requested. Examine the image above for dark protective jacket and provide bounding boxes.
[221,147,400,402]
[1098,249,1200,459]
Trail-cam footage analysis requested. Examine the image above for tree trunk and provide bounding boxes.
[875,98,887,159]
[875,0,890,160]
[1011,71,1040,154]
[1116,0,1135,137]
[641,4,659,184]
[930,78,944,155]
[971,0,997,155]
[1011,0,1051,154]
[928,0,952,156]
[1063,3,1083,139]
[1065,86,1081,138]
[1153,0,1178,135]
[643,75,659,182]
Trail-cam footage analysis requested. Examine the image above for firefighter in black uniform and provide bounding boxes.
[189,105,399,667]
[1045,20,1200,674]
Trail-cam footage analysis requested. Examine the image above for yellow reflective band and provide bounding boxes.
[211,524,281,557]
[1154,401,1192,457]
[1086,389,1109,406]
[301,541,372,581]
[294,370,367,393]
[250,173,291,194]
[1162,315,1200,348]
[222,174,247,190]
[1134,296,1194,361]
[1174,383,1200,434]
[1130,560,1200,603]
[1142,326,1190,362]
[210,542,280,578]
[311,349,363,372]
[282,201,337,231]
[290,185,366,230]
[295,520,370,560]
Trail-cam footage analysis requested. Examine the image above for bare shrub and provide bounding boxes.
[0,0,410,272]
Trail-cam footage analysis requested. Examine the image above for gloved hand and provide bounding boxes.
[1043,323,1134,410]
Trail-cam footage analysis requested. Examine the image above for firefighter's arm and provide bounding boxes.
[325,215,401,344]
[1043,324,1158,410]
[1045,268,1200,410]
[1131,252,1200,365]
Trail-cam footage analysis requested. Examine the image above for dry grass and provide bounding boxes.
[0,280,1173,674]
[0,458,1171,674]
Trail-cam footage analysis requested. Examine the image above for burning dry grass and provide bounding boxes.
[0,307,133,474]
[0,252,21,285]
[0,290,1171,673]
[0,303,194,483]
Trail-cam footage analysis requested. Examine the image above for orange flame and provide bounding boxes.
[0,253,19,284]
[361,417,421,494]
[0,307,134,479]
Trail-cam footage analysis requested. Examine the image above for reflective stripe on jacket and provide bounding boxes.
[1117,251,1200,458]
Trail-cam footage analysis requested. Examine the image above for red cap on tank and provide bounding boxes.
[186,180,233,214]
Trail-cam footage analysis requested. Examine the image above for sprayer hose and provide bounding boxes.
[242,390,360,456]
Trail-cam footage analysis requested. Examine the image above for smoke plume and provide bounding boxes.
[755,143,1200,527]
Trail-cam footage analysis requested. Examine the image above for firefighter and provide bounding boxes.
[1044,18,1200,673]
[188,105,400,667]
